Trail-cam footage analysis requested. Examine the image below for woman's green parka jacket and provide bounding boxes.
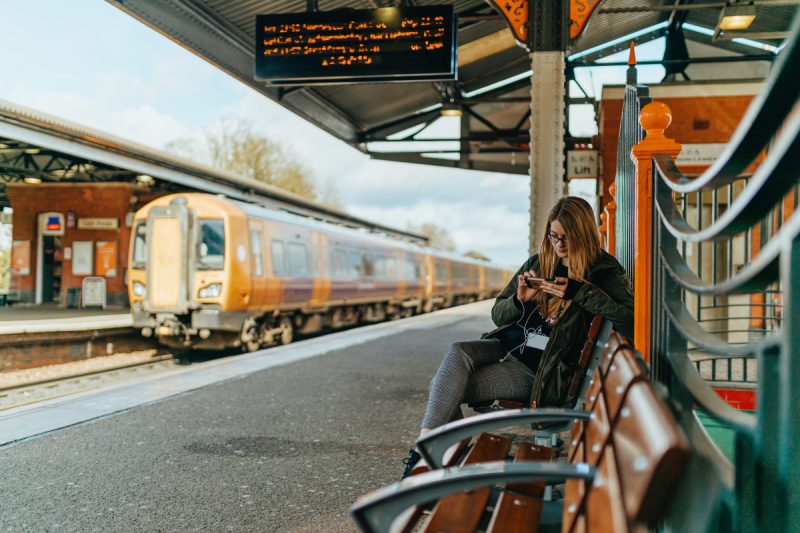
[482,250,634,408]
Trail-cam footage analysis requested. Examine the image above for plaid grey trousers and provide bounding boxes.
[421,338,536,430]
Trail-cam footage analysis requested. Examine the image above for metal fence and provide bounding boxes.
[645,10,800,530]
[613,58,650,282]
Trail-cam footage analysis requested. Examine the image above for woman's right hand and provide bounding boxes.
[517,271,540,304]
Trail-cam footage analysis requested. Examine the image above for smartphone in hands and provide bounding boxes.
[523,277,565,288]
[523,277,545,289]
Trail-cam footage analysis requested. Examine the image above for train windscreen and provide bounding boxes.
[131,222,146,269]
[197,219,225,270]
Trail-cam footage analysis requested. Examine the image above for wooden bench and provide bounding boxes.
[405,316,611,479]
[350,333,690,533]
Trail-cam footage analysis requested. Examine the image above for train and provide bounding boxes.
[128,193,513,351]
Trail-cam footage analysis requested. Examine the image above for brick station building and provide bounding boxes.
[597,79,764,205]
[6,183,160,307]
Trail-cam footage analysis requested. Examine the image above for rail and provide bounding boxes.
[628,8,800,531]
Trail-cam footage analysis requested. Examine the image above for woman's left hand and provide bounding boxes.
[540,277,583,300]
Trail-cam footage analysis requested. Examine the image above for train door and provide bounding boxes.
[284,232,313,305]
[310,231,331,306]
[35,212,64,304]
[145,198,192,312]
[248,220,267,308]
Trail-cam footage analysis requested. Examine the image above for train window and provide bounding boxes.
[131,222,147,268]
[250,230,264,276]
[271,240,287,276]
[386,257,397,279]
[288,242,310,276]
[197,219,225,270]
[373,255,386,280]
[334,249,349,279]
[349,251,363,278]
[435,262,447,284]
[363,254,375,278]
[405,258,421,281]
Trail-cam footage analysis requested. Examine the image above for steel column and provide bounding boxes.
[527,0,568,253]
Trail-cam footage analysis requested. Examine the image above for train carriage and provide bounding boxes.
[128,193,512,351]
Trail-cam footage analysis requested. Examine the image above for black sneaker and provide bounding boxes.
[401,449,421,479]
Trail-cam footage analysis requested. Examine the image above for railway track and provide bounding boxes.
[0,354,179,412]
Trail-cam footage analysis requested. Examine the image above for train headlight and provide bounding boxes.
[133,282,146,297]
[197,283,222,298]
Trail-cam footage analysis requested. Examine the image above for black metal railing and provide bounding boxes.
[614,60,650,281]
[648,9,800,531]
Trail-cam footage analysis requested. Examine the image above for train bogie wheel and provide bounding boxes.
[241,319,262,353]
[244,337,261,353]
[279,317,293,345]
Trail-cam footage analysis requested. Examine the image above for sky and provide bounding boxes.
[0,1,668,266]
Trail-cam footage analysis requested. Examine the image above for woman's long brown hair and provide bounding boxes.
[536,196,601,317]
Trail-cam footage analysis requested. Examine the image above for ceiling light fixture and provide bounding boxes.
[440,103,463,117]
[136,174,155,185]
[24,148,40,155]
[23,177,42,184]
[718,3,756,31]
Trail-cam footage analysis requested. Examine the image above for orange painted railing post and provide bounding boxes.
[630,102,681,360]
[605,181,617,255]
[598,211,608,248]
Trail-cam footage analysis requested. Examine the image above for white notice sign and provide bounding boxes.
[675,143,727,166]
[78,218,119,230]
[567,150,598,180]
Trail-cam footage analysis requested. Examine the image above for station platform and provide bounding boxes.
[0,301,493,531]
[0,304,131,334]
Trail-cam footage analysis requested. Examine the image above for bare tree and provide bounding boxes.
[463,250,490,261]
[166,117,328,203]
[409,222,456,251]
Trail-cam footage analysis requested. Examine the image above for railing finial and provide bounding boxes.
[628,41,636,66]
[639,101,672,142]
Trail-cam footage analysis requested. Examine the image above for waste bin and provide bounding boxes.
[66,287,81,309]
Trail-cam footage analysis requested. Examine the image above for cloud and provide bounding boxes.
[4,86,188,149]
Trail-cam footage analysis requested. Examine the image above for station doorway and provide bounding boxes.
[35,212,64,304]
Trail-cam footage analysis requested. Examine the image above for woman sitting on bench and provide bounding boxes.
[402,196,634,478]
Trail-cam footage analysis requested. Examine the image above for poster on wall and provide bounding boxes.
[96,241,117,278]
[72,241,93,275]
[11,240,30,275]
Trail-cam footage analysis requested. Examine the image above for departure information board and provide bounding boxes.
[255,6,456,84]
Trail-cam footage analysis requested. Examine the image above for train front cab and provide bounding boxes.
[129,194,251,350]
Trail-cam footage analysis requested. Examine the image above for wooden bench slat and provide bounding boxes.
[602,348,646,421]
[612,381,690,525]
[584,389,611,466]
[423,433,512,533]
[487,492,542,533]
[506,442,553,498]
[584,446,629,533]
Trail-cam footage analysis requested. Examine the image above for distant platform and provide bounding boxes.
[0,304,131,335]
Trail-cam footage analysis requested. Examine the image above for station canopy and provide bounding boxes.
[107,0,795,175]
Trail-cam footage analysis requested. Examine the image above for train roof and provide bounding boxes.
[145,192,510,271]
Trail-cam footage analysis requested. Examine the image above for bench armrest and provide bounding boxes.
[350,461,595,533]
[417,408,591,468]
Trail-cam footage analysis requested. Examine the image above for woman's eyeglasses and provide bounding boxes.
[547,233,568,246]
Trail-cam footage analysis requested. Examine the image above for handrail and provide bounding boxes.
[650,12,800,195]
[632,7,800,530]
